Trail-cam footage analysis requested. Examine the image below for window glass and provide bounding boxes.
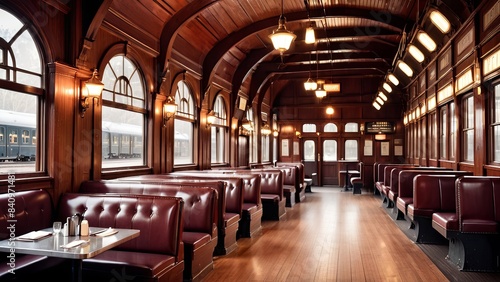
[324,123,338,132]
[302,124,316,133]
[449,102,456,160]
[440,107,447,159]
[0,8,42,174]
[304,140,315,161]
[463,96,474,162]
[492,84,500,162]
[345,140,358,160]
[262,134,270,162]
[174,80,196,165]
[345,122,358,132]
[430,112,437,159]
[211,95,228,164]
[323,140,337,161]
[101,55,145,168]
[175,119,193,164]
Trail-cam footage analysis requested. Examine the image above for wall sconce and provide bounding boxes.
[206,110,216,128]
[241,117,253,131]
[273,129,279,137]
[360,124,365,135]
[80,69,104,118]
[261,122,271,136]
[326,106,334,115]
[163,96,177,126]
[295,130,301,138]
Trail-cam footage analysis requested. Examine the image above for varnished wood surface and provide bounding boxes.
[203,187,448,281]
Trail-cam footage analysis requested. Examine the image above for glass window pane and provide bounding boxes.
[494,126,500,162]
[495,84,500,123]
[450,103,456,159]
[102,106,144,168]
[324,123,338,132]
[440,108,447,159]
[12,30,41,74]
[464,129,474,161]
[0,9,24,42]
[345,122,358,132]
[304,140,315,161]
[0,91,37,173]
[174,119,194,165]
[345,140,358,160]
[211,126,226,163]
[323,140,337,161]
[303,124,316,133]
[262,134,269,162]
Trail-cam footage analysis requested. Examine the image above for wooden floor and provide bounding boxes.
[203,186,449,281]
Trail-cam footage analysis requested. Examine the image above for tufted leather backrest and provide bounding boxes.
[79,180,217,235]
[58,193,183,259]
[0,189,53,240]
[168,172,244,216]
[457,177,500,228]
[276,166,298,188]
[250,169,284,200]
[276,162,304,188]
[109,175,226,235]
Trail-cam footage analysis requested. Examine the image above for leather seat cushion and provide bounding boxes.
[183,232,212,250]
[462,219,498,233]
[83,250,175,277]
[224,212,240,227]
[432,212,459,231]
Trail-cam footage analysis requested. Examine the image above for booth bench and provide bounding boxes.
[79,180,218,281]
[432,176,500,272]
[57,193,185,282]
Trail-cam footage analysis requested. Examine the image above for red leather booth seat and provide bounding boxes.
[276,162,306,203]
[168,172,244,255]
[432,176,500,272]
[392,169,465,219]
[249,169,286,220]
[0,190,65,280]
[374,163,411,195]
[79,180,218,281]
[57,193,184,282]
[118,173,241,256]
[402,174,468,244]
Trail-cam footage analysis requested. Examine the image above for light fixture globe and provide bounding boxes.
[269,15,296,54]
[304,77,317,91]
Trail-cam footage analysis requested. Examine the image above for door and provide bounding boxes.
[321,138,339,185]
[302,138,318,185]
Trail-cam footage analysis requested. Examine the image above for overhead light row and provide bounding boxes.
[374,9,451,111]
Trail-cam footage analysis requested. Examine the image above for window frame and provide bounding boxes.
[101,54,147,170]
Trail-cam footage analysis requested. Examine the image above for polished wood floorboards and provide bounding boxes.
[202,186,448,281]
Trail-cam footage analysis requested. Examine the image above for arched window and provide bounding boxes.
[303,124,316,133]
[345,122,358,132]
[211,95,227,164]
[101,55,146,168]
[0,8,43,174]
[174,80,196,165]
[324,123,338,132]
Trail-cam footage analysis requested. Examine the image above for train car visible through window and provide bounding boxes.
[0,8,43,173]
[101,55,146,169]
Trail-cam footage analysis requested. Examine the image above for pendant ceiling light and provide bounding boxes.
[269,0,296,55]
[304,51,317,90]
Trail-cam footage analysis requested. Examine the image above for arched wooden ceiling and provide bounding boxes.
[92,0,472,105]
